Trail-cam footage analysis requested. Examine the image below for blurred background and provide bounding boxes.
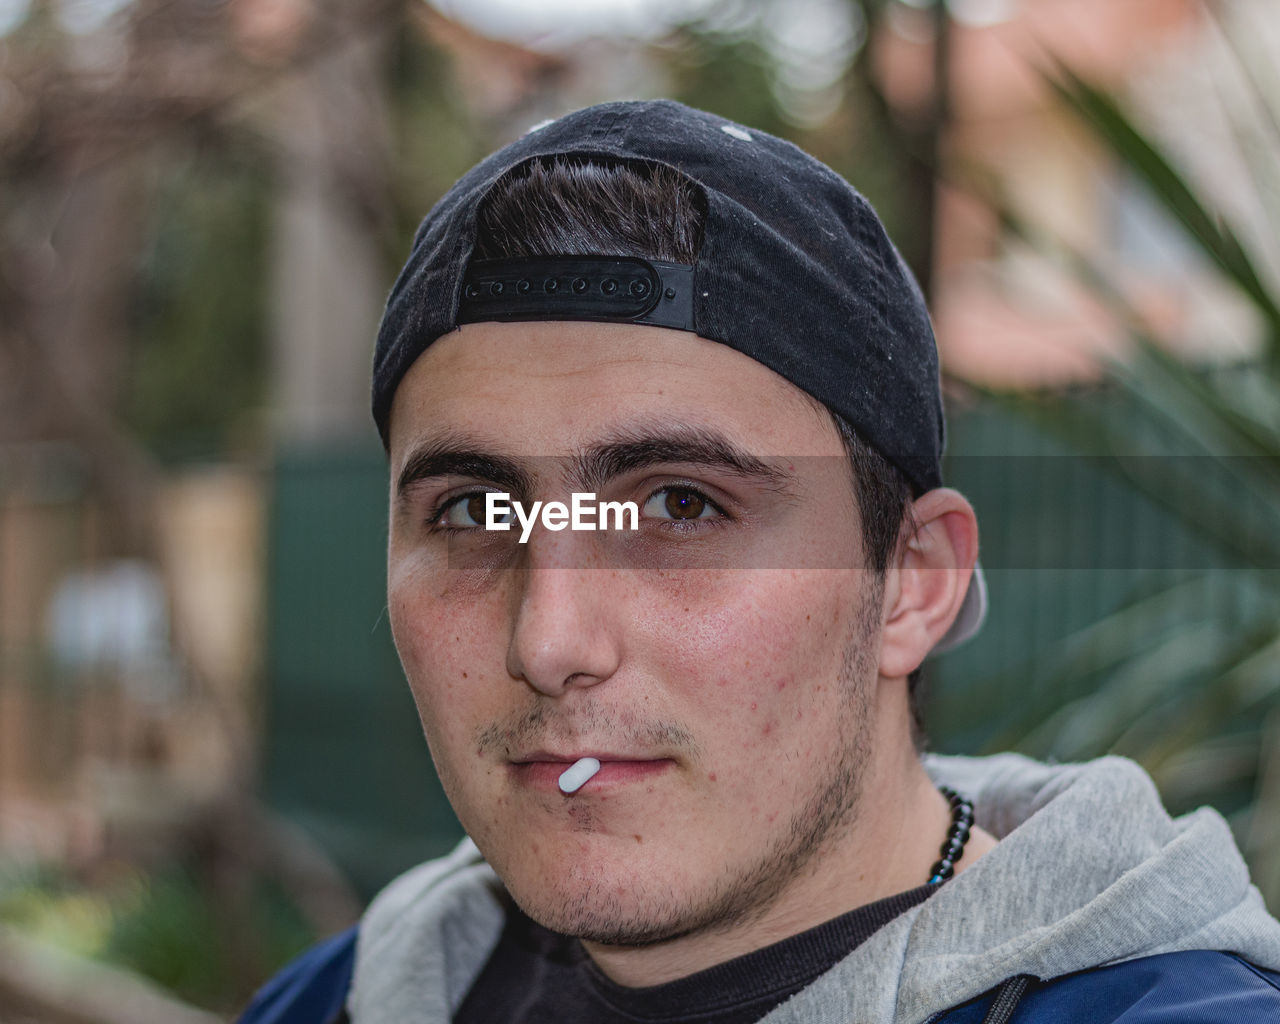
[4,0,1280,1018]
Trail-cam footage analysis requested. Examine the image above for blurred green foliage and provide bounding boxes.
[972,23,1280,908]
[662,9,923,284]
[664,22,794,139]
[128,142,271,459]
[0,858,315,1011]
[387,30,484,259]
[106,869,314,1009]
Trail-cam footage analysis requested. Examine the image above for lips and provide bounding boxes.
[510,755,673,792]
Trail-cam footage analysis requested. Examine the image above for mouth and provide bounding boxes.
[509,754,674,793]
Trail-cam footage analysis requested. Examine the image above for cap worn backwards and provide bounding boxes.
[371,99,984,651]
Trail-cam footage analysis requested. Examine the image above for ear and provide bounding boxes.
[877,488,979,679]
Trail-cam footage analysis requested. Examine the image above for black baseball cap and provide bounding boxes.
[371,99,985,651]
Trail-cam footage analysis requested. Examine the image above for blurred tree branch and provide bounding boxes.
[846,0,951,298]
[1,0,400,1001]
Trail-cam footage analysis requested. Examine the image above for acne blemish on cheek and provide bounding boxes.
[558,757,601,794]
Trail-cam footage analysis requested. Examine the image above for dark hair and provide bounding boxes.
[474,158,704,264]
[473,156,926,745]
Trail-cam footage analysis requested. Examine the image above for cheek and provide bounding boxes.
[635,569,861,734]
[387,567,512,751]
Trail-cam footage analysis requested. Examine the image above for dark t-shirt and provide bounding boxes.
[455,884,938,1023]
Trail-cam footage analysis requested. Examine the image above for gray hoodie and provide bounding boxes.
[348,753,1280,1023]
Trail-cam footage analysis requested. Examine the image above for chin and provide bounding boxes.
[513,871,703,947]
[501,843,781,948]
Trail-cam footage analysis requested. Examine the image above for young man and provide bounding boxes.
[241,101,1280,1023]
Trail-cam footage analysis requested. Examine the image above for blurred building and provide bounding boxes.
[884,0,1275,385]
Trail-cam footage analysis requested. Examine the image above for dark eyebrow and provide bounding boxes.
[570,426,792,493]
[395,437,533,501]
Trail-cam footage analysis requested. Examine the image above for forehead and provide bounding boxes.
[386,321,845,460]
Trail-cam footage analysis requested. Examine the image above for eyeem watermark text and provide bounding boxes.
[486,492,639,543]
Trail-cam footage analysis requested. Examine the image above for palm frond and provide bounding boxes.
[1045,60,1280,350]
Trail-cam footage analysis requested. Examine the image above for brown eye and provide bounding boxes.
[439,491,510,528]
[643,486,719,522]
[665,488,705,519]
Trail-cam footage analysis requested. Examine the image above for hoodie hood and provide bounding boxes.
[349,754,1280,1024]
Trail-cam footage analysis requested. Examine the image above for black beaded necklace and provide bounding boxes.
[927,787,975,885]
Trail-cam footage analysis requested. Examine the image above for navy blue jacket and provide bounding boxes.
[239,928,1280,1024]
[241,927,356,1024]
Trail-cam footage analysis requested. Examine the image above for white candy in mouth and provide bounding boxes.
[558,757,601,794]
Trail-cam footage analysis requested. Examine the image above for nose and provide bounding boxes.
[506,562,623,697]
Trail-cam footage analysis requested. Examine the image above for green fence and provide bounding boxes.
[932,391,1271,768]
[264,442,462,899]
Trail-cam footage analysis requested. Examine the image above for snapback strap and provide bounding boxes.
[457,256,695,332]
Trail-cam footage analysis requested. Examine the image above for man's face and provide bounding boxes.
[386,321,886,946]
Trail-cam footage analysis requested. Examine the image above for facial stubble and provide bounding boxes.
[541,581,881,949]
